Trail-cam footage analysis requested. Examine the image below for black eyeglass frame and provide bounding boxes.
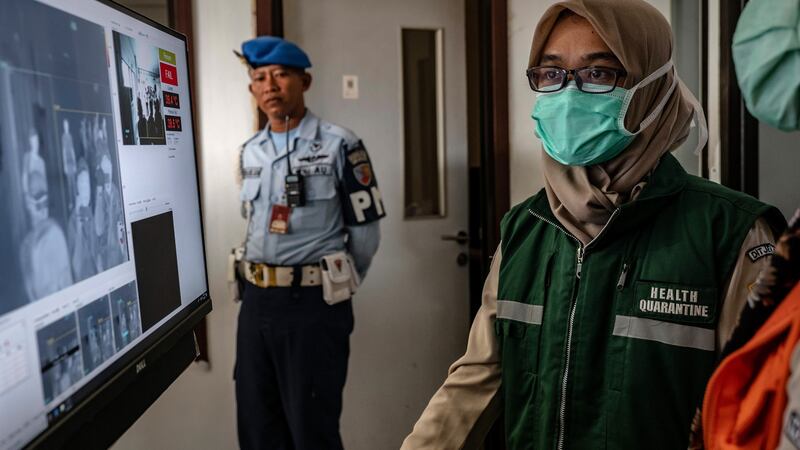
[526,65,628,94]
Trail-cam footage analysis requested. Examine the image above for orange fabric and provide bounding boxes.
[703,282,800,450]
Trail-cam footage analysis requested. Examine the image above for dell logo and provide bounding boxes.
[136,359,147,373]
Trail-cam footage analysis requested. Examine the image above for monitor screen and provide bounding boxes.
[0,1,209,448]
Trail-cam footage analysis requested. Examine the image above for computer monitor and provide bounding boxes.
[0,1,210,449]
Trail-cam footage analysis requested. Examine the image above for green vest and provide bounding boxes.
[496,154,784,450]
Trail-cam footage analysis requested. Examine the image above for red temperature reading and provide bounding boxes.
[165,115,182,132]
[163,91,180,109]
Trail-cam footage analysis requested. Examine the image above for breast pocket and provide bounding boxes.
[627,280,718,328]
[495,312,542,443]
[610,279,718,387]
[292,174,338,231]
[240,177,261,202]
[240,177,264,237]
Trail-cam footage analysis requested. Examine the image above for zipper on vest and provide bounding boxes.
[558,246,581,450]
[529,208,620,450]
[616,263,629,290]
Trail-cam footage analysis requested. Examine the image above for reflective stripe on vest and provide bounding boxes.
[612,315,715,351]
[497,300,543,325]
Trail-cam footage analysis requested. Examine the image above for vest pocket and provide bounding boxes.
[495,302,544,375]
[495,317,541,447]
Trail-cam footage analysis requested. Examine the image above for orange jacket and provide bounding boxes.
[703,282,800,450]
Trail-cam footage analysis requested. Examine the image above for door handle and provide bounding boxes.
[441,230,469,245]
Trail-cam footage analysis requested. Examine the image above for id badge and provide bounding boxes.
[269,204,291,234]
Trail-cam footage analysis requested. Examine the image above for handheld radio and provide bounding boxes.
[283,115,305,207]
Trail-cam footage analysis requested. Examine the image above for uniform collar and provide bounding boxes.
[295,109,320,142]
[263,109,320,143]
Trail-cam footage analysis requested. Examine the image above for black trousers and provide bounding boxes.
[235,282,353,450]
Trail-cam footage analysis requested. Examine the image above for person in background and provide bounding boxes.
[67,158,98,282]
[20,128,73,302]
[61,119,76,209]
[136,98,147,140]
[93,153,126,270]
[232,36,385,450]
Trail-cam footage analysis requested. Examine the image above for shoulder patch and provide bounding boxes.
[340,141,385,225]
[747,243,775,262]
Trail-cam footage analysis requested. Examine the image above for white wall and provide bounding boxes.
[507,0,672,204]
[111,0,253,448]
[707,0,722,183]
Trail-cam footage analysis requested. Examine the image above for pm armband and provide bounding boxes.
[341,141,386,225]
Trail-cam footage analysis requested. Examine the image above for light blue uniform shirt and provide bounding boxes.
[239,111,381,278]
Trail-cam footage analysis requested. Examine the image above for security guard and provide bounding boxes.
[233,36,384,450]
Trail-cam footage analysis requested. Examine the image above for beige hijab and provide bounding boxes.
[530,0,697,244]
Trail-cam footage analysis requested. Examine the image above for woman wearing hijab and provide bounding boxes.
[402,1,785,449]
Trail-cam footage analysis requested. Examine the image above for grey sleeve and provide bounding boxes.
[346,220,381,279]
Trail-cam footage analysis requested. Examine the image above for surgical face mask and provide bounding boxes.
[732,0,800,131]
[532,59,677,166]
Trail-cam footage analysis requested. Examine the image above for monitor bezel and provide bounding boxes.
[15,0,212,447]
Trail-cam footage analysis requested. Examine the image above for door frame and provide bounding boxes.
[718,0,759,196]
[255,0,284,129]
[466,0,510,319]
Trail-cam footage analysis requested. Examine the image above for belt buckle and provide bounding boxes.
[247,262,262,286]
[265,266,277,287]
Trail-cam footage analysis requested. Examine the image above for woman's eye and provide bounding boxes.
[588,69,613,83]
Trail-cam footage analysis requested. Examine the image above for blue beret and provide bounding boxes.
[240,36,311,69]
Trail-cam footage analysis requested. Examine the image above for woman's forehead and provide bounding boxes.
[541,14,614,60]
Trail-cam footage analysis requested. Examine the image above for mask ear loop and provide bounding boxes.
[617,59,677,136]
[677,78,709,155]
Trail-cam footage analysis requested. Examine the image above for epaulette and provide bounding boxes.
[319,119,359,146]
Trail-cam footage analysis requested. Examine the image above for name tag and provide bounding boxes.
[633,281,717,325]
[295,163,333,176]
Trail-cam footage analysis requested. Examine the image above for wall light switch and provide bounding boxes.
[343,75,358,99]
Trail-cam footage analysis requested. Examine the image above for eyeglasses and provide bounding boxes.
[526,66,627,94]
